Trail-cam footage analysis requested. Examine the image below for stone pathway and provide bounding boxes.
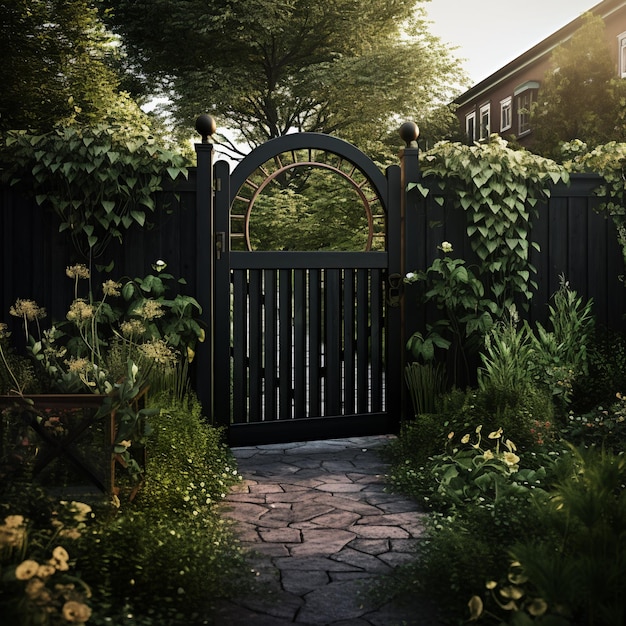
[213,435,443,625]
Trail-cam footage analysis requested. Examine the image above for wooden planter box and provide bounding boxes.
[0,393,147,501]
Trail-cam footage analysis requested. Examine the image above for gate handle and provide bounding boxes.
[386,273,404,307]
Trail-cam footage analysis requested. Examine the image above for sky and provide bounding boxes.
[424,0,600,84]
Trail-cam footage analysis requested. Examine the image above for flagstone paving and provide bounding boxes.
[213,435,443,625]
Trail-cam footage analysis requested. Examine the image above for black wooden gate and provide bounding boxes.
[195,127,420,446]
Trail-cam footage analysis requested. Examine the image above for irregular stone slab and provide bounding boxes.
[306,510,361,528]
[259,527,302,543]
[281,569,329,595]
[274,555,362,572]
[296,579,373,623]
[222,502,269,522]
[290,529,355,557]
[316,482,365,493]
[331,547,392,573]
[348,524,410,539]
[346,538,389,556]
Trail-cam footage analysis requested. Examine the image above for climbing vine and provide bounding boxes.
[566,140,626,277]
[404,135,569,385]
[0,96,190,263]
[413,135,569,313]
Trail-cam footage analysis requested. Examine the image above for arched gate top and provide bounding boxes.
[229,132,389,212]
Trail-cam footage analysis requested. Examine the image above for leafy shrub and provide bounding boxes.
[72,393,251,624]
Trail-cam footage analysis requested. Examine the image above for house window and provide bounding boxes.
[514,81,540,136]
[500,97,512,132]
[479,103,490,140]
[619,32,626,78]
[465,111,476,142]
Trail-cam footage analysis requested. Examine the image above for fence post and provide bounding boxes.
[398,122,421,419]
[194,115,216,419]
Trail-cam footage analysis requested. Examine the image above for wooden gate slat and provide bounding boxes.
[370,269,383,412]
[309,269,322,417]
[343,269,356,415]
[324,269,342,416]
[293,269,307,418]
[356,269,369,413]
[263,270,278,421]
[232,270,248,423]
[279,269,293,420]
[248,270,263,419]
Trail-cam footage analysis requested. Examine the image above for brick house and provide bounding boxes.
[454,0,626,147]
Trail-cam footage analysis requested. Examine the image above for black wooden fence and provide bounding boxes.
[2,170,625,405]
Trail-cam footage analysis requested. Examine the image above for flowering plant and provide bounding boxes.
[0,261,204,488]
[430,426,546,508]
[0,502,94,625]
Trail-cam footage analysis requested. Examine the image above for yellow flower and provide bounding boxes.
[486,580,497,589]
[0,322,8,339]
[120,319,146,337]
[467,595,483,620]
[482,450,494,461]
[138,339,178,366]
[66,264,90,280]
[62,600,92,623]
[499,585,524,600]
[447,431,455,440]
[527,598,548,617]
[9,299,46,321]
[51,545,70,570]
[502,452,520,467]
[488,427,503,439]
[4,515,24,528]
[504,438,517,452]
[135,299,164,320]
[15,559,39,580]
[67,300,94,322]
[461,434,470,444]
[36,563,56,579]
[102,280,122,297]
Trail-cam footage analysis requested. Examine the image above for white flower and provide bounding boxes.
[440,241,453,253]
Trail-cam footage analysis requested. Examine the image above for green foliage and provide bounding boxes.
[76,394,251,624]
[0,99,189,260]
[117,261,205,362]
[415,136,568,312]
[404,362,447,417]
[0,0,122,133]
[568,141,626,274]
[531,14,625,161]
[505,447,626,626]
[571,329,626,412]
[477,281,594,417]
[246,169,376,251]
[102,0,467,152]
[405,242,494,385]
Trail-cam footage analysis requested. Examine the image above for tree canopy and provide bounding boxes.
[530,13,626,161]
[0,0,123,133]
[102,0,466,154]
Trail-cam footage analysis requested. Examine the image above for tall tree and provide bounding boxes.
[530,13,625,160]
[102,0,465,153]
[0,0,123,132]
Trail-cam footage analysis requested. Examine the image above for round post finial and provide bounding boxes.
[399,121,419,148]
[195,114,217,143]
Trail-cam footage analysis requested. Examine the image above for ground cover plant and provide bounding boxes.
[384,278,626,625]
[0,391,252,625]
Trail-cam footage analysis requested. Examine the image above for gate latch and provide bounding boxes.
[215,232,225,260]
[386,273,404,307]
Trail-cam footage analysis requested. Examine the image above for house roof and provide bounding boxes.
[454,0,626,106]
